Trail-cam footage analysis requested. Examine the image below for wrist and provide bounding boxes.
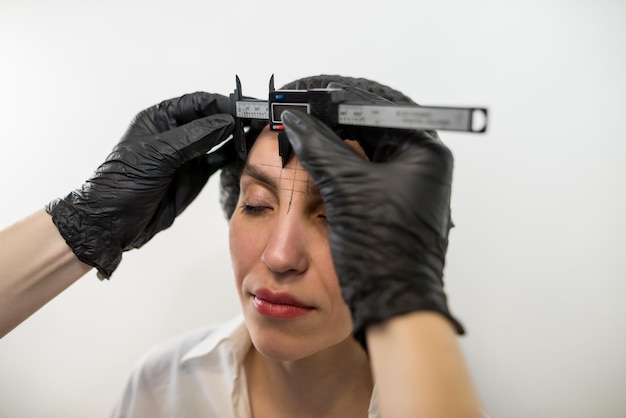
[46,197,122,279]
[349,280,464,350]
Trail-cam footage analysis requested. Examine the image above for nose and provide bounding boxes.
[261,209,308,276]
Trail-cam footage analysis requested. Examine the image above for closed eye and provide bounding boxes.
[240,205,272,216]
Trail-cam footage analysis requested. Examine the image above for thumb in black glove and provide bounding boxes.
[46,92,235,279]
[281,109,464,348]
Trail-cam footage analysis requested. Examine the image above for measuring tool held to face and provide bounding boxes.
[230,75,489,165]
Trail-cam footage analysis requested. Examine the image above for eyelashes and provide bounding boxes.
[240,204,272,216]
[239,204,328,225]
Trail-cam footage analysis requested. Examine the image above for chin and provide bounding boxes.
[249,327,320,362]
[247,321,357,363]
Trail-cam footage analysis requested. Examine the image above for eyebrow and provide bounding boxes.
[242,163,320,197]
[241,164,280,190]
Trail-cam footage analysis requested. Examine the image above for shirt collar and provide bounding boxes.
[180,314,250,366]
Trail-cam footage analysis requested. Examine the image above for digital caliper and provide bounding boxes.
[230,75,488,166]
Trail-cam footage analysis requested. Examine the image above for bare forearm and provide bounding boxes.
[367,312,483,418]
[0,209,91,338]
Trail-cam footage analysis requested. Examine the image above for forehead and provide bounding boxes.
[244,127,316,195]
[246,126,368,166]
[247,126,285,167]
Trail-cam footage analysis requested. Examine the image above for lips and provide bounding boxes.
[251,288,314,319]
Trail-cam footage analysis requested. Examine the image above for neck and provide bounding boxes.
[245,337,373,418]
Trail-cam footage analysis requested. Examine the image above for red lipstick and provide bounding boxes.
[252,289,314,319]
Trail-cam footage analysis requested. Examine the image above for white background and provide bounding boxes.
[1,1,625,417]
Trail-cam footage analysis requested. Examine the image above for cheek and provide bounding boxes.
[229,215,261,286]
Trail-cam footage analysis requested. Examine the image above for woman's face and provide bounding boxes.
[229,127,354,361]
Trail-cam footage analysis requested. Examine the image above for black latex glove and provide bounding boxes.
[281,109,464,347]
[46,92,235,279]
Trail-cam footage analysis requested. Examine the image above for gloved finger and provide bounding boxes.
[281,110,366,178]
[166,92,232,123]
[326,82,392,104]
[204,137,238,175]
[390,134,455,184]
[160,113,235,164]
[325,82,396,158]
[131,92,232,135]
[175,138,238,188]
[364,128,432,163]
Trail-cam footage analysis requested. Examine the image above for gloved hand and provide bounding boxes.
[46,92,235,279]
[281,108,464,347]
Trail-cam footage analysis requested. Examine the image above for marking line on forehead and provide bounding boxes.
[242,162,315,196]
[280,162,299,214]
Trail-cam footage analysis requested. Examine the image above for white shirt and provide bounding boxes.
[110,315,380,418]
